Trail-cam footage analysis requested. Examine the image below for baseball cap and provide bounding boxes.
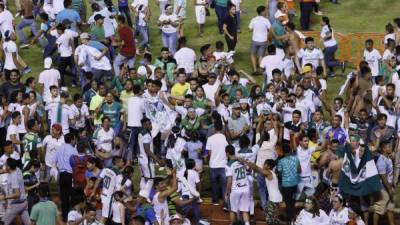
[52,123,62,132]
[187,107,196,113]
[169,215,183,223]
[94,14,105,21]
[80,32,90,40]
[44,57,52,69]
[302,65,313,74]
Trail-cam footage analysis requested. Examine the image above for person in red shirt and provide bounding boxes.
[113,15,136,76]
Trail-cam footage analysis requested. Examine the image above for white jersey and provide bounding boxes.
[225,160,250,192]
[99,168,119,198]
[138,128,154,163]
[236,145,259,163]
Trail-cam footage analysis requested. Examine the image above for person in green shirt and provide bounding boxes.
[30,184,58,225]
[154,47,177,87]
[22,119,43,163]
[98,92,124,135]
[120,79,134,111]
[90,14,106,43]
[90,82,107,126]
[129,67,147,89]
[223,72,249,103]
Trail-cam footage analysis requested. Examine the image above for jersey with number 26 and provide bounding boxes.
[99,168,119,198]
[225,160,249,192]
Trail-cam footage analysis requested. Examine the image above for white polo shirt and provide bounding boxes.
[127,96,145,127]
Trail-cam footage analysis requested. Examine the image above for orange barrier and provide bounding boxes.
[300,31,385,67]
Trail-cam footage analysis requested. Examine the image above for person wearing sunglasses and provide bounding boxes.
[294,196,329,225]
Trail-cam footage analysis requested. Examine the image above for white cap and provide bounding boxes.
[44,57,52,69]
[169,214,184,222]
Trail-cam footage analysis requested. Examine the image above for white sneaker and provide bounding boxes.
[20,44,30,49]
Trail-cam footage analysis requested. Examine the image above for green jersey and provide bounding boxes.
[23,132,42,153]
[100,102,123,128]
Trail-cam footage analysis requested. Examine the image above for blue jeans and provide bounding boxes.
[16,18,37,44]
[324,45,341,72]
[210,167,227,204]
[300,2,314,31]
[236,11,241,31]
[256,173,268,209]
[113,53,135,76]
[268,0,278,24]
[161,32,177,55]
[128,127,141,159]
[215,5,227,33]
[137,25,149,48]
[179,195,201,224]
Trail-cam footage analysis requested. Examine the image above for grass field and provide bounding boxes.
[7,0,400,205]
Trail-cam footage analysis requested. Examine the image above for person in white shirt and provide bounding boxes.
[157,4,179,54]
[206,121,228,205]
[6,112,22,159]
[249,5,271,75]
[38,58,61,102]
[260,45,284,84]
[329,194,349,225]
[296,135,316,200]
[225,145,250,225]
[2,31,24,80]
[69,94,90,135]
[0,4,14,37]
[320,16,345,77]
[77,32,112,82]
[237,157,284,225]
[174,0,186,37]
[42,124,65,182]
[174,37,196,77]
[55,23,77,87]
[47,92,74,134]
[295,37,327,77]
[125,85,145,160]
[93,117,115,167]
[363,39,382,77]
[202,72,221,106]
[194,0,207,36]
[295,196,330,225]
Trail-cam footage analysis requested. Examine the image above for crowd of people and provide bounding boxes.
[0,0,398,225]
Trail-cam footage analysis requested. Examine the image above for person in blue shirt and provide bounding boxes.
[56,0,81,32]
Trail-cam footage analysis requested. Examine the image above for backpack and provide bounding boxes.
[72,155,89,189]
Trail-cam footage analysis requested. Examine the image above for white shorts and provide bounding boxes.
[195,6,206,24]
[139,159,155,179]
[101,195,112,218]
[230,190,250,213]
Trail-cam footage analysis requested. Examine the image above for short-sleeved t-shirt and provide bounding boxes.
[30,201,58,225]
[56,9,81,31]
[7,168,26,203]
[90,25,106,41]
[100,102,123,128]
[297,47,324,68]
[225,160,249,191]
[67,210,82,225]
[118,25,136,57]
[376,154,393,185]
[249,16,271,42]
[223,15,237,35]
[3,40,18,70]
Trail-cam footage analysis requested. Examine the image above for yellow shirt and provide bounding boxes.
[120,90,134,111]
[171,82,190,97]
[89,95,104,125]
